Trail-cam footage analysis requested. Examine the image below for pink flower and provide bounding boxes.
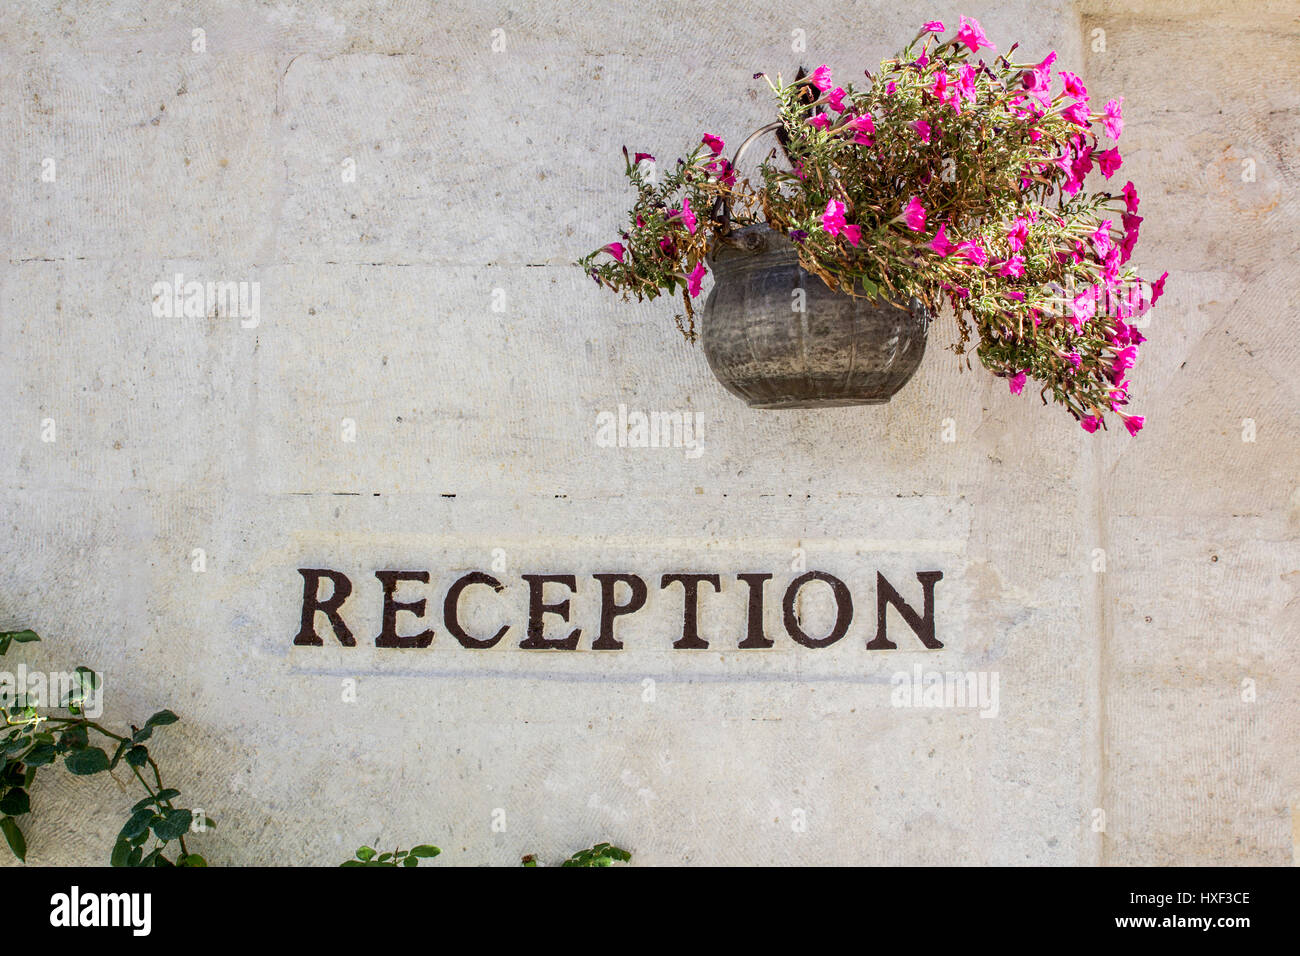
[1071,286,1098,330]
[885,81,897,95]
[842,223,862,246]
[998,255,1025,277]
[1096,147,1122,178]
[1023,51,1057,107]
[807,114,831,130]
[687,261,707,297]
[1150,271,1168,304]
[912,119,932,143]
[678,196,697,234]
[809,65,833,91]
[827,87,847,112]
[955,240,987,265]
[712,157,737,188]
[1122,181,1140,213]
[903,196,927,231]
[1006,218,1029,252]
[1092,220,1115,256]
[1061,100,1091,126]
[822,199,848,237]
[1121,413,1144,436]
[658,235,676,257]
[957,64,979,104]
[931,223,956,256]
[604,242,624,262]
[922,20,945,32]
[915,51,930,68]
[932,72,962,112]
[1103,97,1124,139]
[1059,70,1088,101]
[1120,212,1142,263]
[1009,371,1027,395]
[634,152,655,164]
[956,16,994,53]
[1065,351,1082,370]
[1112,344,1138,373]
[702,134,725,155]
[1080,415,1102,433]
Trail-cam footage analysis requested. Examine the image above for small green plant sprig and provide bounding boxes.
[342,844,443,867]
[0,628,212,867]
[343,842,632,868]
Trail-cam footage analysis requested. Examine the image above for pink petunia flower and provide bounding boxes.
[955,240,987,265]
[1061,99,1091,126]
[634,152,655,164]
[998,255,1026,277]
[1006,218,1029,252]
[823,199,848,237]
[956,16,994,53]
[1059,70,1088,101]
[1080,415,1102,433]
[809,65,833,91]
[1122,181,1140,213]
[931,223,956,256]
[912,119,932,143]
[1096,147,1122,178]
[1103,97,1124,140]
[922,20,945,32]
[957,64,979,104]
[1112,344,1139,373]
[1023,51,1057,107]
[807,114,831,130]
[827,87,847,112]
[687,261,707,297]
[1122,414,1144,436]
[903,196,927,231]
[1009,371,1027,395]
[885,81,897,95]
[604,242,624,262]
[1150,271,1168,305]
[702,134,725,155]
[842,223,862,246]
[679,196,697,234]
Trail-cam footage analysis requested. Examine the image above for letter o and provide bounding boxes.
[782,572,852,648]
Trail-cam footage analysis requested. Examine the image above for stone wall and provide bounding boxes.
[0,0,1295,865]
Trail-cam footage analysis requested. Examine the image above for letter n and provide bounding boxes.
[867,571,943,649]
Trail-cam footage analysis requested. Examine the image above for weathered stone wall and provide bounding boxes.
[0,0,1294,865]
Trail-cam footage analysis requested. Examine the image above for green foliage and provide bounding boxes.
[341,843,442,867]
[0,628,212,867]
[558,842,632,867]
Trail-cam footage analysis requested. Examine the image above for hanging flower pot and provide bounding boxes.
[579,17,1169,434]
[702,222,929,408]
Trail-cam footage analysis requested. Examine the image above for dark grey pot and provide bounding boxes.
[700,224,930,408]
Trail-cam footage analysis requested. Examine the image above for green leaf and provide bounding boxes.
[0,629,39,645]
[145,710,179,727]
[402,855,418,867]
[120,808,155,841]
[354,846,376,862]
[124,746,149,768]
[409,844,441,858]
[25,743,57,767]
[179,853,207,867]
[58,725,88,752]
[64,747,110,775]
[110,837,131,867]
[151,808,193,841]
[1,816,26,861]
[0,788,30,816]
[131,725,153,744]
